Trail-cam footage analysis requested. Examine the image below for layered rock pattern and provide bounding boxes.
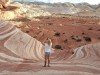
[68,44,100,66]
[0,20,100,75]
[0,20,44,63]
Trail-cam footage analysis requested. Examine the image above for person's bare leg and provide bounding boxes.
[48,56,50,67]
[43,56,47,67]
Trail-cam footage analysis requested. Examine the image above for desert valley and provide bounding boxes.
[0,0,100,75]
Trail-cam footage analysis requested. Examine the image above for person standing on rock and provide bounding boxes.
[43,38,52,67]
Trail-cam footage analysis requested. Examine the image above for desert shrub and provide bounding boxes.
[72,37,75,39]
[55,32,61,37]
[71,35,74,38]
[84,36,91,42]
[62,17,66,18]
[55,45,62,49]
[33,36,37,38]
[48,23,53,25]
[71,51,74,54]
[71,35,74,39]
[71,36,82,42]
[97,37,100,39]
[74,36,82,42]
[75,38,82,42]
[97,29,100,31]
[64,39,68,43]
[88,27,93,30]
[25,31,30,33]
[82,32,85,35]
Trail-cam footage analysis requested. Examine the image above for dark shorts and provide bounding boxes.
[45,52,50,57]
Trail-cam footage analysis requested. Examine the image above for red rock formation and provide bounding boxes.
[0,20,45,63]
[0,0,11,9]
[0,19,100,75]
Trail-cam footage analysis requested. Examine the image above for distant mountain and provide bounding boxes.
[14,1,100,16]
[34,2,100,15]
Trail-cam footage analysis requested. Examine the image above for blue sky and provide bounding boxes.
[14,0,100,4]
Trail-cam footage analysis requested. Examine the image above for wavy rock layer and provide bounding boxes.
[0,20,44,63]
[0,20,100,75]
[68,43,100,65]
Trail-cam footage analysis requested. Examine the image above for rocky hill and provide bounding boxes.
[0,2,51,20]
[1,1,100,19]
[24,2,100,17]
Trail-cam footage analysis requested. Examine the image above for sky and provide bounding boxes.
[14,0,100,4]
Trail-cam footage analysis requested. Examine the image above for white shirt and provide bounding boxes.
[45,43,51,52]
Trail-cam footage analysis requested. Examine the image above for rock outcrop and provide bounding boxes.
[0,20,44,63]
[0,0,11,8]
[0,2,51,20]
[0,20,100,75]
[14,2,51,18]
[68,43,100,66]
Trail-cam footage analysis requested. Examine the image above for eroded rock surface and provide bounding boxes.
[0,20,44,63]
[0,20,100,75]
[0,0,11,8]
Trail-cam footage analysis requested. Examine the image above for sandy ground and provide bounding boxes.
[0,62,99,75]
